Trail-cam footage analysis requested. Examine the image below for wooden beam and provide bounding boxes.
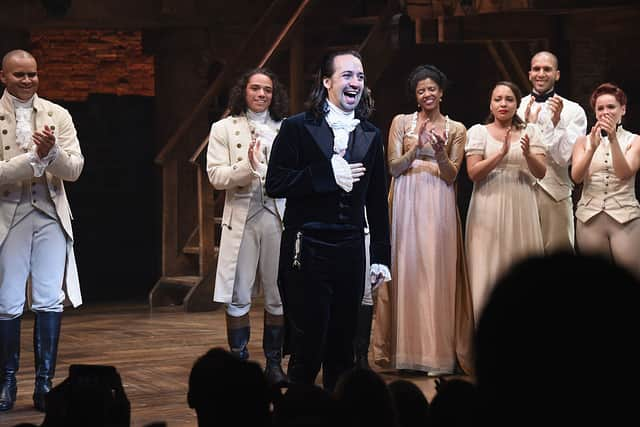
[485,41,511,81]
[500,40,530,91]
[415,5,640,42]
[289,26,305,115]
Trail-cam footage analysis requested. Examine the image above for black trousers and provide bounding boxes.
[278,226,365,391]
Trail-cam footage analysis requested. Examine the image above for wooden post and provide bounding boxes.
[289,26,304,115]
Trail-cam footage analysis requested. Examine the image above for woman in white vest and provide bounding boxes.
[572,83,640,278]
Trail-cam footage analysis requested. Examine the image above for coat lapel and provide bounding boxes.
[304,115,333,159]
[349,123,375,162]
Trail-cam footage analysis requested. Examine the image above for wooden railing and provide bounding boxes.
[189,0,313,165]
[155,0,313,166]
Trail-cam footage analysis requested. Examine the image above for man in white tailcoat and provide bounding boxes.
[0,49,83,412]
[206,68,288,385]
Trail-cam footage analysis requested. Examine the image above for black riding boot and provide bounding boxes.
[354,304,373,369]
[263,312,288,386]
[0,317,20,411]
[226,313,250,360]
[33,311,62,412]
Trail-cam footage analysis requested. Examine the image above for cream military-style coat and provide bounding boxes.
[0,90,84,307]
[206,114,285,303]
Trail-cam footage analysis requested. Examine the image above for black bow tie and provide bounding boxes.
[532,90,555,103]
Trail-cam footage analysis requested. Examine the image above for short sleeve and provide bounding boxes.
[465,124,486,156]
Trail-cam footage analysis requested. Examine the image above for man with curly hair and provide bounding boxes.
[206,68,288,386]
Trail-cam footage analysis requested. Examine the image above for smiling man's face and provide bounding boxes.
[323,54,364,113]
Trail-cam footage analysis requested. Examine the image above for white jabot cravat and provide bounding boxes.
[324,100,360,155]
[10,93,59,177]
[11,94,34,150]
[325,101,360,192]
[246,109,277,149]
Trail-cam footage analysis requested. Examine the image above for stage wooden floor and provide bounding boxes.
[2,301,466,427]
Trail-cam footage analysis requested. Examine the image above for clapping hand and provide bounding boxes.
[524,97,541,124]
[417,119,433,149]
[520,133,531,157]
[429,128,446,153]
[32,125,56,159]
[500,128,512,157]
[248,136,264,169]
[548,95,563,127]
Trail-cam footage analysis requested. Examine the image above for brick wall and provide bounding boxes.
[30,29,154,102]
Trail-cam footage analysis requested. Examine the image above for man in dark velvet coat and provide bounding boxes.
[266,50,390,391]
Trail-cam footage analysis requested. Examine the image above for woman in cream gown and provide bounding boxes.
[465,81,546,323]
[373,65,474,375]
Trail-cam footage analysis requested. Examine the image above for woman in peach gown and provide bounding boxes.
[465,81,546,323]
[373,65,474,375]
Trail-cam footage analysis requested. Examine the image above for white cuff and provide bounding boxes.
[370,264,391,284]
[331,154,353,192]
[29,143,59,177]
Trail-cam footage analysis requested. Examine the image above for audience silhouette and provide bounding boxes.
[40,364,130,427]
[475,252,640,425]
[272,383,339,427]
[333,368,397,427]
[387,379,430,427]
[187,347,271,427]
[429,377,479,426]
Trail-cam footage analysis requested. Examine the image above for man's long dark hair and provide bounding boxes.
[227,67,288,121]
[306,50,374,120]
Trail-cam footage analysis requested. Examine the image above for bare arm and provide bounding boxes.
[571,131,599,184]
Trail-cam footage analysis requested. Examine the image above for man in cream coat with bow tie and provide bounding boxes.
[206,68,288,386]
[518,51,587,252]
[0,50,83,412]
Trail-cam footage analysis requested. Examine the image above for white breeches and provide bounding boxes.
[0,210,66,319]
[227,209,283,317]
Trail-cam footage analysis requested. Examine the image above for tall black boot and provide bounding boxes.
[263,312,288,387]
[33,311,62,412]
[354,304,373,369]
[226,313,250,360]
[0,317,21,411]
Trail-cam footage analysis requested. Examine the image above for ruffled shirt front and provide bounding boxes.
[9,93,59,177]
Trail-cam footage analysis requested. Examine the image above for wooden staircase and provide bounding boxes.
[150,0,404,312]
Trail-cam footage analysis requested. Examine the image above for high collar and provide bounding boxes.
[8,92,34,109]
[246,109,269,124]
[326,99,355,121]
[1,89,42,113]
